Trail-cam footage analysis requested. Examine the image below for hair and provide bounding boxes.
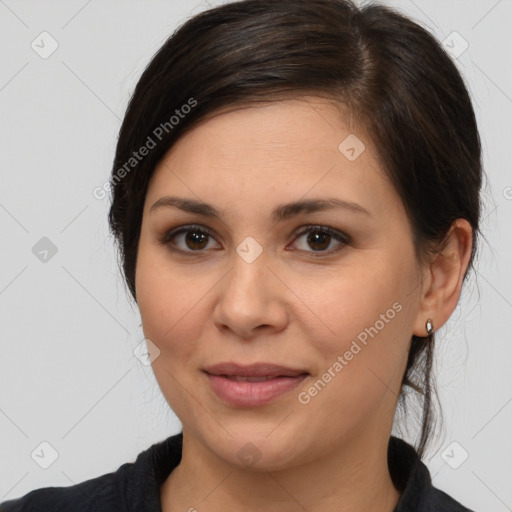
[108,0,482,459]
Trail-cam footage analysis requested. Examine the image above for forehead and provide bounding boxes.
[145,97,395,221]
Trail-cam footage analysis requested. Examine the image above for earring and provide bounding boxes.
[425,318,434,336]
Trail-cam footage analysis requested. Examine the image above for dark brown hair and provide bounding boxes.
[108,0,482,458]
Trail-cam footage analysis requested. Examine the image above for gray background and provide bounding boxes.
[1,0,511,509]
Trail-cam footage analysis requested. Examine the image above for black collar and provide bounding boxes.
[120,432,473,512]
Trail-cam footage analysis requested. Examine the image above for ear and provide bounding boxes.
[412,219,474,337]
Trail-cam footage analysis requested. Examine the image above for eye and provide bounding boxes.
[159,224,349,256]
[288,225,349,255]
[159,225,220,253]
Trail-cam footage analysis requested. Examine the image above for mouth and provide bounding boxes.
[203,362,309,407]
[219,375,291,382]
[203,361,308,378]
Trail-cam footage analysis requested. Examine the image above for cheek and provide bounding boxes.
[135,245,194,357]
[135,241,222,373]
[301,255,415,409]
[135,248,208,416]
[305,255,411,348]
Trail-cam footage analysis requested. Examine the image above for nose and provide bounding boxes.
[212,248,288,339]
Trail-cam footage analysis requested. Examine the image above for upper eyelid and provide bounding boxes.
[164,223,345,238]
[162,223,349,250]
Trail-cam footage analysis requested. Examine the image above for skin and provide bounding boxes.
[135,96,473,512]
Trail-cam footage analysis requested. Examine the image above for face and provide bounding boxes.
[135,97,426,470]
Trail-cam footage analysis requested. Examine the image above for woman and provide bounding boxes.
[1,0,481,510]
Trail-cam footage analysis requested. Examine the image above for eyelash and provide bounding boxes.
[158,224,350,257]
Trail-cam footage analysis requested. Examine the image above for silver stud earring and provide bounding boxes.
[425,318,434,336]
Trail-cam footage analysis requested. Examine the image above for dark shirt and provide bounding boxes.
[0,433,475,511]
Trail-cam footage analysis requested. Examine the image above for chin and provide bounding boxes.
[196,424,308,472]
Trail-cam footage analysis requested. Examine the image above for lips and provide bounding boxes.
[203,362,307,378]
[203,362,309,407]
[223,375,278,382]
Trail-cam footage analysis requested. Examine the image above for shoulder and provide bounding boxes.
[0,469,122,512]
[389,436,476,512]
[425,485,477,512]
[0,433,183,512]
[405,460,476,511]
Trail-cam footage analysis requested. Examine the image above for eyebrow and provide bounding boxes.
[149,196,372,222]
[150,196,372,222]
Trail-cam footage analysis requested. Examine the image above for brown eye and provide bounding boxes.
[160,225,220,253]
[290,225,349,255]
[159,224,348,257]
[183,230,209,250]
[306,230,331,251]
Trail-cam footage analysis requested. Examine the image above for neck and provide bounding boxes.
[160,427,401,512]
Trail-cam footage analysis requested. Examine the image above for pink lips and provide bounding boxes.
[203,362,309,407]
